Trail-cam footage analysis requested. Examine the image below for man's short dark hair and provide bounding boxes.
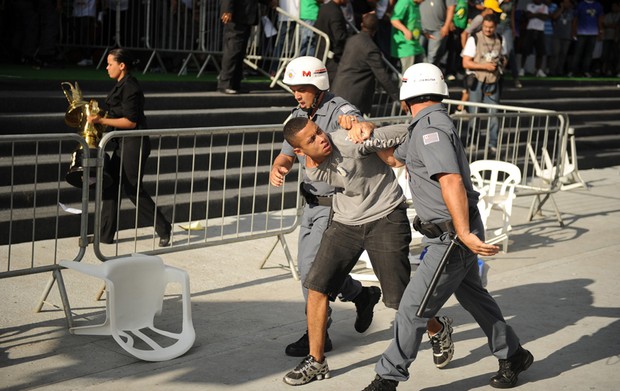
[405,95,444,105]
[362,12,379,34]
[483,13,498,25]
[283,117,309,147]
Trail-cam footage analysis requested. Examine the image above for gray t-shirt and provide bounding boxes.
[280,92,361,196]
[394,104,479,223]
[419,0,456,32]
[305,124,408,225]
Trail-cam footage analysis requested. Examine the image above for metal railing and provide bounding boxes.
[2,108,573,324]
[91,125,303,272]
[0,133,90,274]
[0,133,91,325]
[366,106,571,226]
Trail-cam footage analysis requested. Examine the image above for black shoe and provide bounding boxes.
[159,235,171,247]
[218,88,238,95]
[362,374,398,391]
[490,347,534,388]
[354,286,382,333]
[284,331,333,357]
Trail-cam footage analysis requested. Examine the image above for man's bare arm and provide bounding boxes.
[270,153,295,187]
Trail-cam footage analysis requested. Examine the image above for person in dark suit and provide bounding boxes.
[87,48,172,247]
[314,0,350,85]
[217,0,276,94]
[331,13,407,117]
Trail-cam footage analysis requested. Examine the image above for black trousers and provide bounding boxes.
[218,21,251,91]
[100,136,170,242]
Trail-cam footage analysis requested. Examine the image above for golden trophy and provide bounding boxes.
[61,82,112,189]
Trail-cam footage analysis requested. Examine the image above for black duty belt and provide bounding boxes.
[413,207,479,239]
[300,183,333,207]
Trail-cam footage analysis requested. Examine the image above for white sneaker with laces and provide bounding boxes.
[536,69,547,77]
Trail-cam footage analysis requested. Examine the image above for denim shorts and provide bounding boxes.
[303,206,412,309]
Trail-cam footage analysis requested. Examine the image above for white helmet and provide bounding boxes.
[399,63,449,101]
[283,56,330,91]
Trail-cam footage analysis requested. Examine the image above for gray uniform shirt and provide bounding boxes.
[281,92,361,196]
[306,125,408,225]
[394,104,479,223]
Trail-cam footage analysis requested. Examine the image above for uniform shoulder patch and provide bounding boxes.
[423,132,440,145]
[339,104,355,114]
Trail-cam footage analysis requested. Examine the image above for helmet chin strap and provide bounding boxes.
[307,90,326,120]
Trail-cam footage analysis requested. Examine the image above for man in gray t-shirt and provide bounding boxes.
[419,0,456,67]
[281,117,453,386]
[270,56,380,359]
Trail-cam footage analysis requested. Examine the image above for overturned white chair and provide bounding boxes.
[470,160,522,252]
[528,128,588,192]
[60,254,195,361]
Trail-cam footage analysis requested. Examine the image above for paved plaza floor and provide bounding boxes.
[1,166,619,390]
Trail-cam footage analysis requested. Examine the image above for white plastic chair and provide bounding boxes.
[60,254,196,361]
[527,129,587,191]
[470,160,522,252]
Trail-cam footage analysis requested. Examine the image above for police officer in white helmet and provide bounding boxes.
[270,56,381,358]
[362,63,533,390]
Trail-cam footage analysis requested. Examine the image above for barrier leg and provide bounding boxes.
[259,234,299,280]
[35,268,74,328]
[35,274,57,313]
[528,193,563,227]
[54,268,74,329]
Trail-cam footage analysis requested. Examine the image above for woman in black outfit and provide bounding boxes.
[87,48,171,247]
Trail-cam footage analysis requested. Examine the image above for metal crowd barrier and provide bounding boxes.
[244,7,331,90]
[90,125,303,274]
[0,133,91,324]
[58,1,329,81]
[368,105,571,226]
[1,125,305,322]
[2,108,573,324]
[59,0,223,73]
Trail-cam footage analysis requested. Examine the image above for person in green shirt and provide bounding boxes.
[299,0,321,56]
[390,0,425,72]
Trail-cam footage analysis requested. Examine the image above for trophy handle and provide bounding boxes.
[60,81,83,104]
[60,82,74,104]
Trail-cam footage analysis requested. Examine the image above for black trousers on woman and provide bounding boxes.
[100,136,170,243]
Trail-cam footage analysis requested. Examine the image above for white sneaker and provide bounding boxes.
[536,69,547,77]
[77,58,93,66]
[518,68,525,77]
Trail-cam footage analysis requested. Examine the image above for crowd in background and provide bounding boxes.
[295,0,619,80]
[0,0,618,79]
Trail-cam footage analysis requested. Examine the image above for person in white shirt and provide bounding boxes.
[519,0,549,77]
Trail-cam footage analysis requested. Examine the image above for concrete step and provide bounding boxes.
[1,90,294,114]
